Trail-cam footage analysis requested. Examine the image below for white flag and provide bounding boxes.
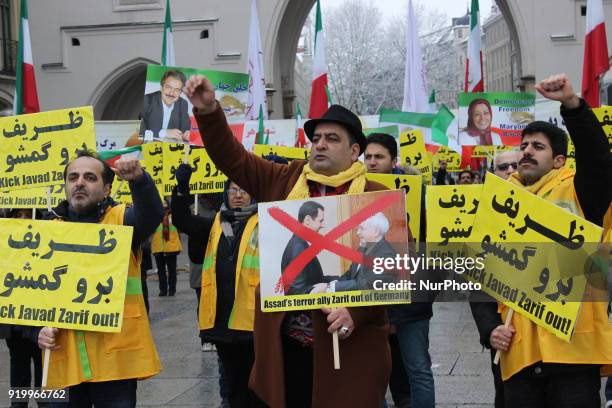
[402,0,429,113]
[246,0,267,120]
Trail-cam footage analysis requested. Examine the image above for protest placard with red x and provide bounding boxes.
[268,191,402,293]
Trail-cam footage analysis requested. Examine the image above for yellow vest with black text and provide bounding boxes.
[151,216,182,254]
[199,213,259,331]
[47,205,162,389]
[501,169,612,380]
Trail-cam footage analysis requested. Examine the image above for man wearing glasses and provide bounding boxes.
[493,150,520,179]
[140,69,191,142]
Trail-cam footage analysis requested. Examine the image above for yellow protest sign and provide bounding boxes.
[366,173,422,240]
[142,142,164,197]
[0,219,133,332]
[592,106,612,151]
[0,107,95,191]
[162,144,227,195]
[161,143,188,195]
[426,185,482,244]
[188,148,228,194]
[111,180,132,204]
[432,146,461,171]
[471,145,515,159]
[398,130,432,184]
[0,185,65,209]
[465,174,603,341]
[253,144,310,161]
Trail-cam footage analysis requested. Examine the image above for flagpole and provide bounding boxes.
[162,0,175,66]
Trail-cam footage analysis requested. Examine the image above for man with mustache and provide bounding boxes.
[183,75,391,408]
[490,74,612,408]
[36,151,163,407]
[140,69,191,142]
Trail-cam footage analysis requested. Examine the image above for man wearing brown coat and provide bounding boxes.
[184,75,391,408]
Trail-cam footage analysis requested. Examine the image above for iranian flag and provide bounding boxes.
[582,0,609,107]
[464,0,483,92]
[13,0,39,115]
[161,0,175,66]
[309,0,329,119]
[98,146,142,168]
[295,103,307,147]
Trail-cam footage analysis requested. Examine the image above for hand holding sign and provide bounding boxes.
[323,307,354,340]
[183,75,217,115]
[38,327,60,350]
[489,323,515,352]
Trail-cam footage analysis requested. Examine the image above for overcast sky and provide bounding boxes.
[323,0,495,27]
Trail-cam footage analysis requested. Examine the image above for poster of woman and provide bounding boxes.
[458,92,535,146]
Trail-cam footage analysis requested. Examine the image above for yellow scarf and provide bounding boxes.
[509,167,582,217]
[286,161,367,199]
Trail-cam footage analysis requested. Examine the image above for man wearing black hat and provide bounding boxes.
[184,75,391,408]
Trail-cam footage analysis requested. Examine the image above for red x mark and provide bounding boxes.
[269,191,402,293]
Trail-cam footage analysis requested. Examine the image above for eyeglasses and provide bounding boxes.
[227,187,247,195]
[496,162,518,171]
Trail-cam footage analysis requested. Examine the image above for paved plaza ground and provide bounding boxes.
[1,257,608,407]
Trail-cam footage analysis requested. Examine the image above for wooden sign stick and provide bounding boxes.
[42,347,50,387]
[183,144,190,165]
[332,330,340,369]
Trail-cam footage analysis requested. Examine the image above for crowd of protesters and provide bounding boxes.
[1,73,611,408]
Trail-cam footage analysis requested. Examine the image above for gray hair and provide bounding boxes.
[361,212,390,235]
[493,149,520,168]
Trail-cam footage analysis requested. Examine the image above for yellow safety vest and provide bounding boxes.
[47,205,162,389]
[501,169,612,380]
[199,213,259,331]
[151,216,182,254]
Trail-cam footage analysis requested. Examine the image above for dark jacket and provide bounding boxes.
[434,167,455,185]
[282,234,324,295]
[335,239,397,292]
[562,98,611,226]
[0,324,11,339]
[171,185,254,343]
[139,91,191,139]
[196,103,390,408]
[469,297,502,349]
[170,191,212,265]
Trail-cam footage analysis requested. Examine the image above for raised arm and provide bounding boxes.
[170,163,215,238]
[183,75,301,202]
[536,74,611,225]
[112,158,164,246]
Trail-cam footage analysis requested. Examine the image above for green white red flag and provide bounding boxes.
[162,0,175,66]
[308,0,329,119]
[13,0,39,115]
[464,0,483,93]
